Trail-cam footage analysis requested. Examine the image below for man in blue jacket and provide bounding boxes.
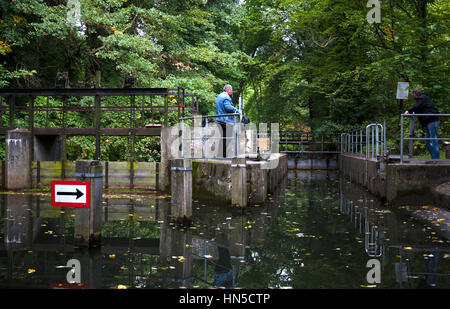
[405,88,440,159]
[216,84,240,158]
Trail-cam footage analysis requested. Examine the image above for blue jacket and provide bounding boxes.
[215,92,239,124]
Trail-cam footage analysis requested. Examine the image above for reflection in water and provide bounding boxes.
[0,171,449,288]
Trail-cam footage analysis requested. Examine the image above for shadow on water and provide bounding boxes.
[0,170,449,289]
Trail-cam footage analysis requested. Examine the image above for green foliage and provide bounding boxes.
[0,0,249,161]
[0,0,448,158]
[240,0,449,134]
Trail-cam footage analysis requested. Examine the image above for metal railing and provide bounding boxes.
[341,122,386,158]
[400,113,450,163]
[339,194,384,258]
[341,122,386,185]
[178,114,273,160]
[279,131,341,154]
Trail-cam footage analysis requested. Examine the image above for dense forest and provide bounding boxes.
[0,0,448,160]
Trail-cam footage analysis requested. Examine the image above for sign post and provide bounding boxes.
[74,160,103,247]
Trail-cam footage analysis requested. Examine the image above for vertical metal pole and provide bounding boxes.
[234,115,238,157]
[365,126,369,185]
[408,115,415,159]
[351,132,354,153]
[383,119,387,157]
[356,131,359,153]
[61,97,66,180]
[375,124,379,157]
[347,134,350,153]
[371,126,375,159]
[205,117,209,159]
[94,95,101,160]
[182,88,185,118]
[400,115,404,163]
[360,129,363,155]
[177,88,180,120]
[181,119,184,158]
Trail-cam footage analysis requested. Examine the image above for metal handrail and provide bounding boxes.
[280,131,341,154]
[341,122,386,186]
[400,113,450,163]
[340,121,386,158]
[179,113,273,160]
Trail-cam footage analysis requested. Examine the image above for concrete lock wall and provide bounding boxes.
[339,154,450,204]
[287,153,338,170]
[191,154,287,205]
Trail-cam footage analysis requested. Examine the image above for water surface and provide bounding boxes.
[0,171,449,289]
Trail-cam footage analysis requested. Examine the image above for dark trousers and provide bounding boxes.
[218,122,228,158]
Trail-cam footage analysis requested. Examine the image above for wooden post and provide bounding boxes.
[231,157,247,208]
[170,159,192,222]
[74,160,103,247]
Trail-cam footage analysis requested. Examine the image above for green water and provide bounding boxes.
[0,171,449,289]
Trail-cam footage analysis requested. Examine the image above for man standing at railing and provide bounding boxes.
[404,88,440,159]
[216,84,240,158]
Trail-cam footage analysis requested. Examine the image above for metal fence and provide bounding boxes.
[400,113,450,163]
[340,122,386,159]
[178,114,274,160]
[341,122,386,185]
[279,131,341,154]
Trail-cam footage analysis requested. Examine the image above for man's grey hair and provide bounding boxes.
[412,88,422,95]
[223,84,232,92]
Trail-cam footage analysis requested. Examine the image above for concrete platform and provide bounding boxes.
[340,154,450,205]
[190,153,288,205]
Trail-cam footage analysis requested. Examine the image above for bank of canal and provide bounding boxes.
[0,170,449,288]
